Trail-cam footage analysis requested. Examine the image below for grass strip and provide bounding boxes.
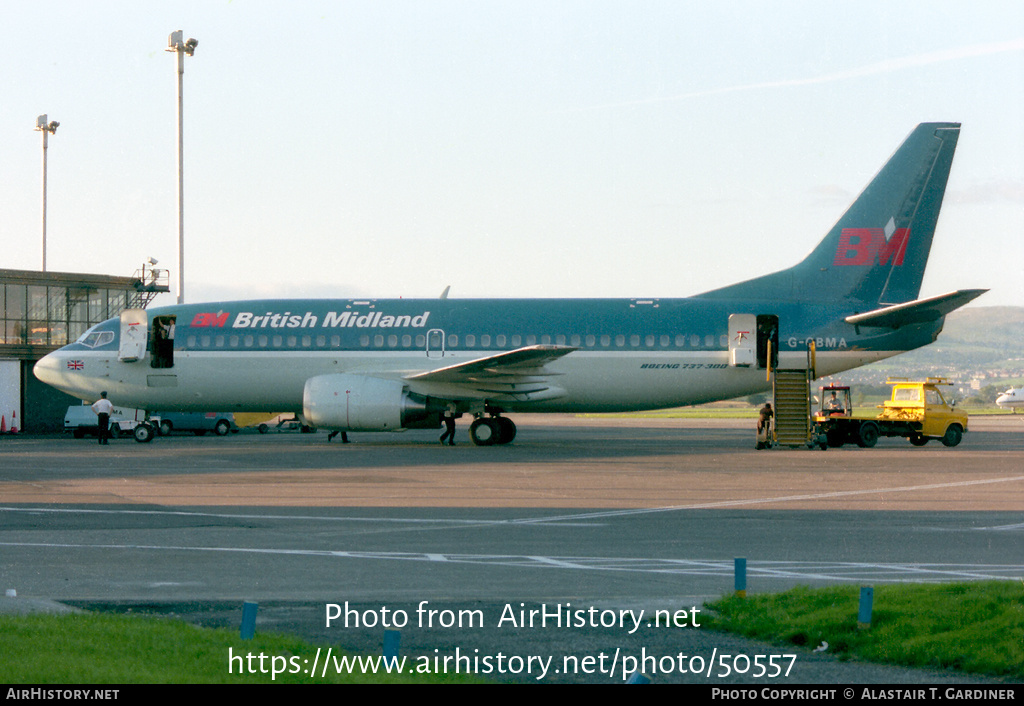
[0,612,478,684]
[704,581,1024,679]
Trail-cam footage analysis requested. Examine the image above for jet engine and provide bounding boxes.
[302,374,434,431]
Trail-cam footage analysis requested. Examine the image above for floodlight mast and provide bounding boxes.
[166,30,198,304]
[34,114,59,271]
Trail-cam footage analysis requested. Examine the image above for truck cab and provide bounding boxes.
[879,378,967,447]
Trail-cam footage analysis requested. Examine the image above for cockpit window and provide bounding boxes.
[78,330,115,348]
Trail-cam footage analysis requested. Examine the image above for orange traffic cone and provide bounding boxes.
[10,410,17,434]
[0,415,5,433]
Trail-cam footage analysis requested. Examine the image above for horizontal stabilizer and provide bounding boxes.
[844,289,987,329]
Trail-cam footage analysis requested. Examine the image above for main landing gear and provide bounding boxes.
[469,416,516,446]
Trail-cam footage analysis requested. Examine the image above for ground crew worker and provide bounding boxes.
[439,408,457,446]
[92,391,114,445]
[756,402,773,450]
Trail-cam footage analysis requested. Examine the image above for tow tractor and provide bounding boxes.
[812,377,968,449]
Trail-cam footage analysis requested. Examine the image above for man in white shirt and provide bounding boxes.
[91,391,114,445]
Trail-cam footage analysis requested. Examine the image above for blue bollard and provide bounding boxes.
[858,586,873,628]
[735,557,747,597]
[383,629,401,669]
[240,601,258,640]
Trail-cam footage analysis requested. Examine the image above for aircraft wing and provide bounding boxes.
[405,345,576,401]
[845,289,988,329]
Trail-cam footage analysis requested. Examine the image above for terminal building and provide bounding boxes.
[0,267,168,433]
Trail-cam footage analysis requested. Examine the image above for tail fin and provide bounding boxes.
[699,122,960,306]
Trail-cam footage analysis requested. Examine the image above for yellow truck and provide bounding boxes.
[812,377,968,449]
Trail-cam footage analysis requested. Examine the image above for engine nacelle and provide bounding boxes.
[303,374,432,431]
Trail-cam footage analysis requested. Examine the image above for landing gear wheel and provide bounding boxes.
[941,425,963,448]
[469,417,499,446]
[496,417,516,444]
[134,423,155,443]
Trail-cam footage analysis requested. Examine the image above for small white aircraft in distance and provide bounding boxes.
[995,387,1024,412]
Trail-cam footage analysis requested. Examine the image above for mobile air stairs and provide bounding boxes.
[767,342,817,449]
[727,314,816,449]
[772,368,813,447]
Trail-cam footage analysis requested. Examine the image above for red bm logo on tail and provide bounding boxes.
[191,312,230,327]
[833,228,910,266]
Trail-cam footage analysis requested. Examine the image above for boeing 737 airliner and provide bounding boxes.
[35,123,986,444]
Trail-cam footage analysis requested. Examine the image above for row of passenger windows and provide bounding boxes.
[182,332,731,350]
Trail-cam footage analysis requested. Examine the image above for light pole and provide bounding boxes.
[166,30,198,304]
[35,114,59,272]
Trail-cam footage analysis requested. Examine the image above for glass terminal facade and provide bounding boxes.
[1,281,131,348]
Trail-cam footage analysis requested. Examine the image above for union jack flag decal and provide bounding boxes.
[67,360,84,370]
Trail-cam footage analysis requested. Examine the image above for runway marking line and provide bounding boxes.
[2,540,1023,584]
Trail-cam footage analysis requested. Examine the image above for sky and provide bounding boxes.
[3,1,1022,307]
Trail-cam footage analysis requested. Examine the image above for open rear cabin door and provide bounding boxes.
[728,314,756,366]
[756,315,779,370]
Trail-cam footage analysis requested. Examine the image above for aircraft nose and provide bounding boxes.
[33,351,62,386]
